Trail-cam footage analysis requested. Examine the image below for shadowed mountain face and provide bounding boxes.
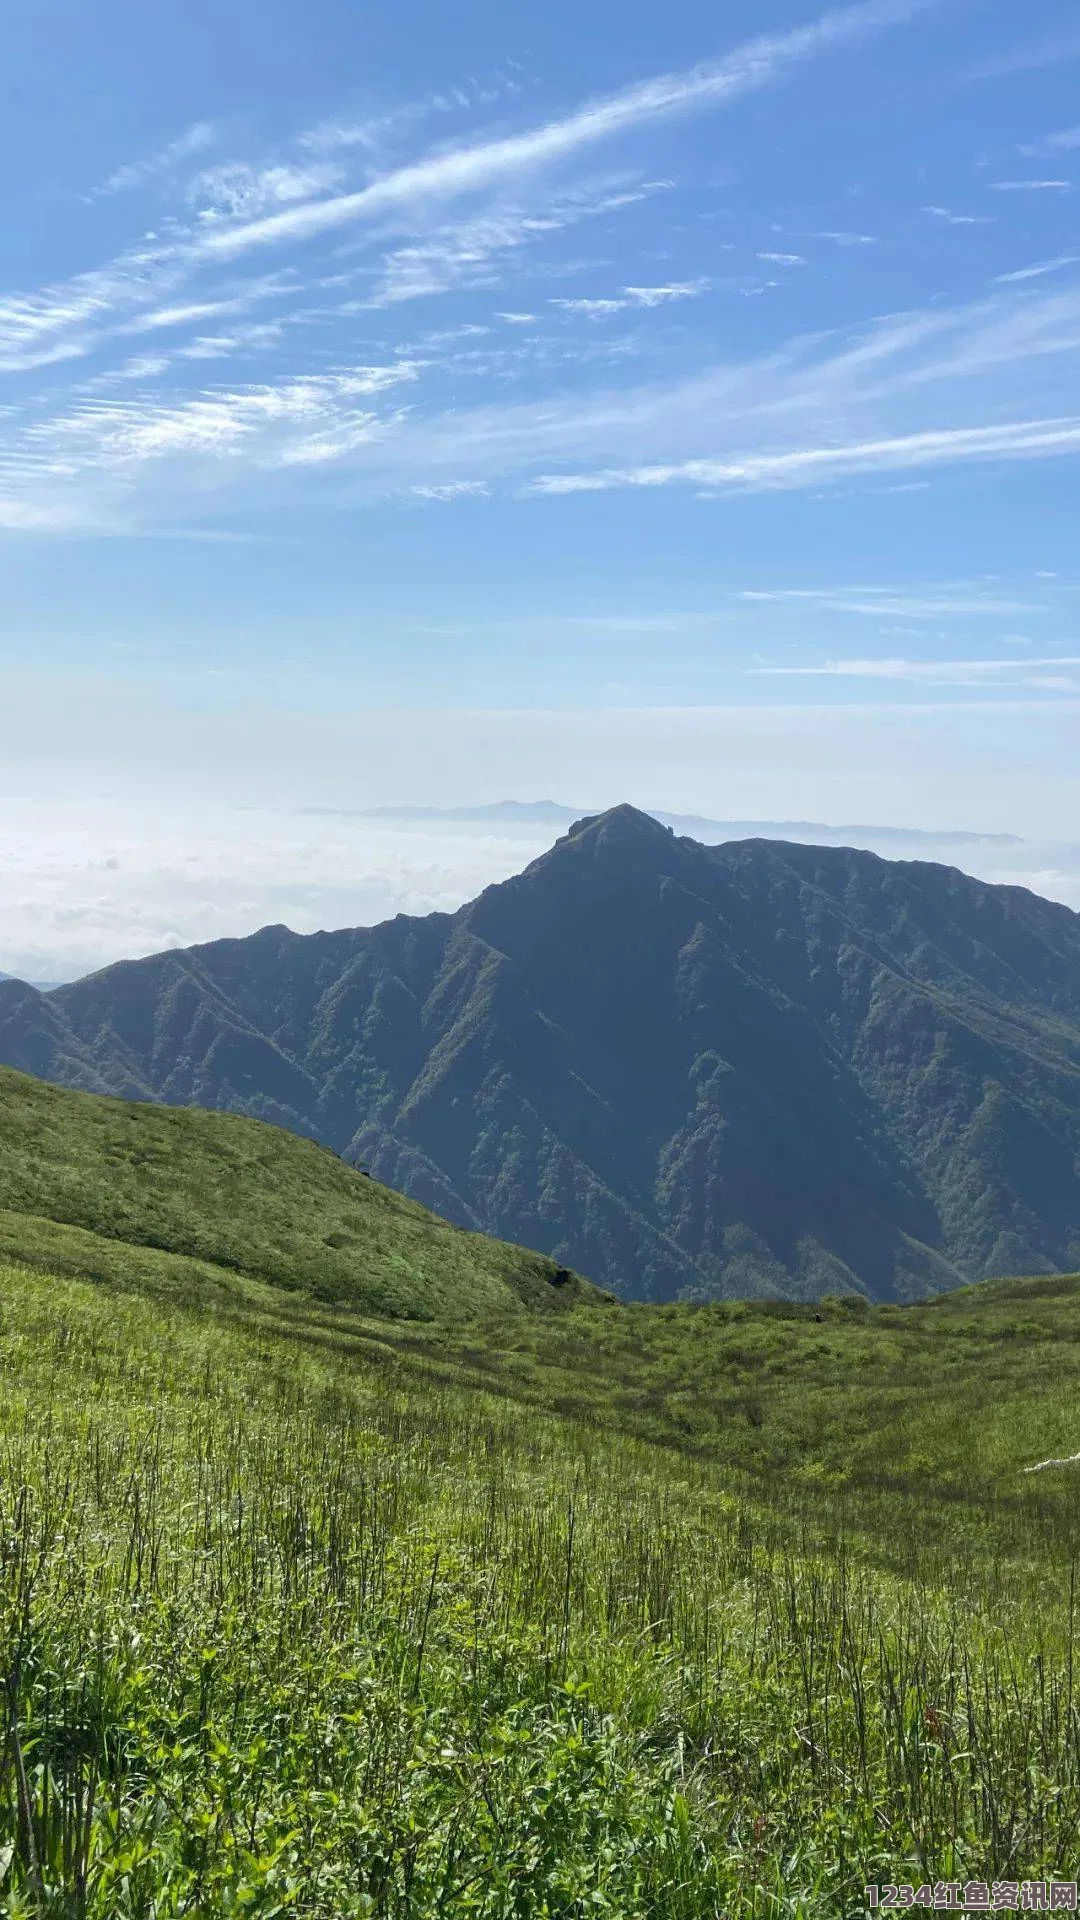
[2,805,1079,1301]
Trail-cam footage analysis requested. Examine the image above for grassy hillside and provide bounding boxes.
[3,1060,1080,1912]
[3,1250,1080,1915]
[328,1272,1080,1514]
[0,1064,594,1319]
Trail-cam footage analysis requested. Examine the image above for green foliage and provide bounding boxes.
[3,806,1080,1299]
[3,1248,1080,1914]
[0,1066,594,1320]
[355,1276,1080,1532]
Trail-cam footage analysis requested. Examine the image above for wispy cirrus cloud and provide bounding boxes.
[9,268,1080,529]
[93,121,218,197]
[13,363,419,489]
[413,278,1080,501]
[0,1,929,406]
[361,181,667,307]
[14,0,1080,540]
[0,253,297,375]
[749,655,1080,687]
[0,257,186,373]
[530,420,1080,498]
[196,0,933,261]
[299,75,524,157]
[738,586,1047,619]
[923,205,992,225]
[813,230,877,245]
[410,479,490,500]
[991,179,1074,193]
[993,254,1080,285]
[550,279,709,317]
[187,161,346,223]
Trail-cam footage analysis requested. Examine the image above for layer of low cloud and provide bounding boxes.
[1,673,1078,977]
[3,790,1079,983]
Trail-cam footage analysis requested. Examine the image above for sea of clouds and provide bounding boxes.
[2,798,1079,985]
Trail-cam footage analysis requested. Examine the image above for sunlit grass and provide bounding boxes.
[4,1261,1080,1915]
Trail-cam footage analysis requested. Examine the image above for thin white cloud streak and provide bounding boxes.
[993,254,1079,285]
[125,297,259,335]
[389,279,1080,502]
[94,122,218,197]
[550,279,708,317]
[0,249,297,376]
[0,247,183,366]
[923,205,992,225]
[301,101,450,155]
[814,230,876,244]
[410,480,490,500]
[751,656,1080,681]
[739,587,1046,617]
[530,418,1080,496]
[79,322,287,390]
[623,280,710,306]
[197,0,933,259]
[991,180,1074,193]
[361,182,666,307]
[299,77,523,156]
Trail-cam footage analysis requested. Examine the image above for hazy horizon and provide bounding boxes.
[3,796,1079,985]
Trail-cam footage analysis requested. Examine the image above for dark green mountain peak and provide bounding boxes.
[563,802,677,846]
[2,824,1079,1303]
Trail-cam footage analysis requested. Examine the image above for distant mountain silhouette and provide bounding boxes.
[352,799,1019,848]
[2,805,1078,1301]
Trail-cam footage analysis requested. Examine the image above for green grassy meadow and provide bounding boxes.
[4,1254,1080,1916]
[3,1066,1080,1914]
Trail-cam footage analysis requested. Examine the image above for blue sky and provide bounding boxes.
[2,0,1080,971]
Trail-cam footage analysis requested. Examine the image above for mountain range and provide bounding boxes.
[1,803,1078,1301]
[351,799,1020,849]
